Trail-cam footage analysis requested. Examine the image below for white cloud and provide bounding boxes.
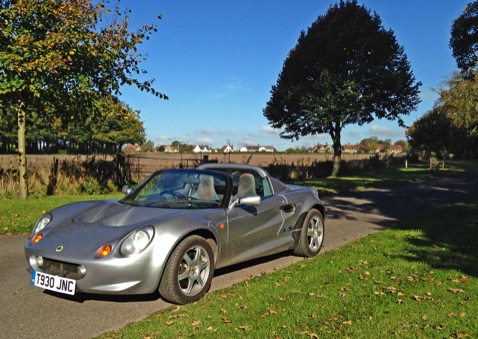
[368,125,403,137]
[199,128,214,135]
[196,137,213,145]
[260,125,279,134]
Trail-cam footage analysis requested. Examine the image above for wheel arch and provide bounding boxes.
[291,204,325,244]
[156,228,218,290]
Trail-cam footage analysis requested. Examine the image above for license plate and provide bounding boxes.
[31,270,76,295]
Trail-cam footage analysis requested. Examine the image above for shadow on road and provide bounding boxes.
[325,169,478,278]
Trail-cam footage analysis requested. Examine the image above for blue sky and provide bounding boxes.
[119,1,469,151]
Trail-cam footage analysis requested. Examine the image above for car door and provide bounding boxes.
[224,194,290,262]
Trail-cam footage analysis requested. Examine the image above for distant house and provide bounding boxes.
[388,145,403,154]
[125,144,142,152]
[222,144,235,153]
[312,143,332,153]
[342,144,358,153]
[193,145,212,153]
[164,145,180,153]
[240,145,276,153]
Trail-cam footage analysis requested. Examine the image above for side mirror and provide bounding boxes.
[122,185,132,195]
[229,195,261,210]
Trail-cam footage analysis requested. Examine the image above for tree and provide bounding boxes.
[435,72,478,157]
[406,107,464,159]
[437,72,478,148]
[450,1,478,78]
[263,0,421,176]
[0,0,167,198]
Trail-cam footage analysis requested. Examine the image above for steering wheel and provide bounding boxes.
[159,191,178,200]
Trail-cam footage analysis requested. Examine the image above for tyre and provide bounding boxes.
[159,235,214,304]
[293,208,325,257]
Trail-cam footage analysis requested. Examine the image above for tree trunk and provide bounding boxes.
[330,122,342,177]
[17,104,29,198]
[331,145,342,177]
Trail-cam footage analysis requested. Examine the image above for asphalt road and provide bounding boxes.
[1,169,477,339]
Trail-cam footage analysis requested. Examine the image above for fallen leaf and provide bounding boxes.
[301,330,319,338]
[448,288,464,294]
[238,325,250,332]
[453,331,469,338]
[206,326,217,332]
[222,317,232,323]
[220,308,227,314]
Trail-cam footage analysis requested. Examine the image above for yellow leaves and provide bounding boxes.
[262,309,277,317]
[301,329,319,338]
[447,288,464,294]
[452,275,468,283]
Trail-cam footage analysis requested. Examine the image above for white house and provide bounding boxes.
[193,145,212,153]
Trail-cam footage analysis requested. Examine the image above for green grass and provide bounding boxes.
[300,160,476,195]
[99,196,478,338]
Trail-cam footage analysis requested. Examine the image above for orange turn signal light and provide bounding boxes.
[32,233,43,244]
[98,244,112,258]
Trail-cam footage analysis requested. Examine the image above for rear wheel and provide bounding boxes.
[293,208,325,257]
[159,235,214,304]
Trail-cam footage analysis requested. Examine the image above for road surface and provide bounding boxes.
[1,170,476,338]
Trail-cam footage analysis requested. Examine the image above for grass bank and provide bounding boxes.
[99,195,478,338]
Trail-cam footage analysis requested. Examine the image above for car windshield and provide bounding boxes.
[120,169,228,209]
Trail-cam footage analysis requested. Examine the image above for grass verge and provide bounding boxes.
[99,196,478,338]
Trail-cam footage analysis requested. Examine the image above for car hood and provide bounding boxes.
[71,200,183,227]
[28,201,191,260]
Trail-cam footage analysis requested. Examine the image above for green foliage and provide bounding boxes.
[450,1,478,78]
[263,0,421,176]
[0,0,167,196]
[406,107,464,159]
[407,71,478,159]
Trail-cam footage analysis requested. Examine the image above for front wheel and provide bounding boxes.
[293,208,325,257]
[159,235,214,304]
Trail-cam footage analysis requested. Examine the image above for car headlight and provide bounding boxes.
[32,214,52,236]
[120,226,154,256]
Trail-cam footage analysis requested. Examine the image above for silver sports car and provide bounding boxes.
[24,163,325,304]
